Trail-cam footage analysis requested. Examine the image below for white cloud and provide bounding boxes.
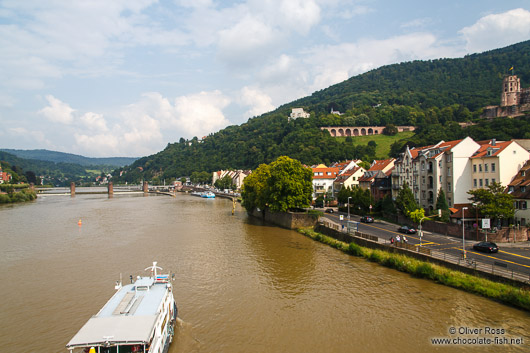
[240,86,275,118]
[217,14,281,66]
[460,8,530,53]
[8,126,51,145]
[174,91,231,137]
[38,95,75,124]
[80,112,108,132]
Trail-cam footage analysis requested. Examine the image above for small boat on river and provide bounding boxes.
[66,262,178,353]
[200,191,215,198]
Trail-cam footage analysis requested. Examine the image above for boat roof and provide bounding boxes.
[67,276,170,348]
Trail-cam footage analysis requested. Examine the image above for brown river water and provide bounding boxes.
[1,192,529,352]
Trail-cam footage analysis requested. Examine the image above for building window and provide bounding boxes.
[479,164,482,172]
[509,186,515,192]
[474,179,477,187]
[479,179,483,187]
[522,186,526,193]
[492,163,496,172]
[447,182,451,190]
[327,172,331,176]
[448,197,452,207]
[485,164,488,172]
[485,179,489,186]
[492,178,496,183]
[522,201,528,209]
[439,176,442,182]
[422,176,425,184]
[473,164,476,173]
[447,167,451,176]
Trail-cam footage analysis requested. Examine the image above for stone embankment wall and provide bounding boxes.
[249,209,319,229]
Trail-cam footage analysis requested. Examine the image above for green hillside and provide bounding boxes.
[113,40,530,184]
[0,149,137,167]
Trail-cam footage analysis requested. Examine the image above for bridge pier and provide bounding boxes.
[70,182,75,197]
[108,181,113,198]
[143,181,149,193]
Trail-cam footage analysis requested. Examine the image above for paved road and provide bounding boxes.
[321,211,530,278]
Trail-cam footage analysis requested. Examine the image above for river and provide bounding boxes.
[0,192,529,352]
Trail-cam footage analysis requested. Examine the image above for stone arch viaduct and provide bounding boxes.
[320,126,415,137]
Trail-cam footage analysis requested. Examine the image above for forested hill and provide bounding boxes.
[274,40,530,116]
[113,40,530,184]
[0,149,137,167]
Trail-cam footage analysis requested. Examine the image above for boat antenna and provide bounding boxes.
[145,261,163,278]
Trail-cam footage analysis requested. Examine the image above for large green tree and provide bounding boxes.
[467,182,514,224]
[241,156,312,213]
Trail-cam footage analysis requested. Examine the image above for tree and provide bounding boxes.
[408,208,430,225]
[214,175,235,190]
[241,156,312,213]
[467,182,514,225]
[265,156,313,212]
[383,124,398,135]
[435,187,450,222]
[395,182,418,216]
[241,163,270,212]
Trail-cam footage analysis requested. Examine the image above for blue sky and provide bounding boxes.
[1,1,530,157]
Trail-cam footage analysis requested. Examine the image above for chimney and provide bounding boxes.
[492,138,496,146]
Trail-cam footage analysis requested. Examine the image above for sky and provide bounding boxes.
[1,1,530,158]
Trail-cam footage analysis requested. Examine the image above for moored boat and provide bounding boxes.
[66,262,177,353]
[201,191,215,198]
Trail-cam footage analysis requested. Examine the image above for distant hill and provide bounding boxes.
[103,40,530,183]
[0,149,137,167]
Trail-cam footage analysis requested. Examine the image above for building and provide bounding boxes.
[212,170,251,190]
[311,164,339,199]
[507,160,530,227]
[358,159,395,202]
[392,137,481,210]
[289,108,310,121]
[482,74,530,118]
[0,166,12,184]
[332,166,366,195]
[470,139,530,190]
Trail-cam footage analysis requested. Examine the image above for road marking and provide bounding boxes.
[498,250,530,261]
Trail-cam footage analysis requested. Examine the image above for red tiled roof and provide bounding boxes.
[472,140,511,158]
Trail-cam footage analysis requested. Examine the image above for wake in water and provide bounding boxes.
[171,317,203,352]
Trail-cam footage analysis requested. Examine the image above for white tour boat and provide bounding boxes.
[66,262,178,353]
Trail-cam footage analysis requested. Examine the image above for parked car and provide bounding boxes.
[398,225,416,234]
[360,216,374,223]
[472,241,499,253]
[325,208,334,213]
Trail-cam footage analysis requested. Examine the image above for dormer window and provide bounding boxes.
[522,186,526,193]
[522,171,526,177]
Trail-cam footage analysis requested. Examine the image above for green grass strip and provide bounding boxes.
[297,227,530,311]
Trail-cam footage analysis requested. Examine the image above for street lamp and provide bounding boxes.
[347,196,352,222]
[462,207,468,259]
[472,202,478,240]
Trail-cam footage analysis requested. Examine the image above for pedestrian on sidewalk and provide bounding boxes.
[403,235,408,243]
[390,236,394,245]
[396,234,401,243]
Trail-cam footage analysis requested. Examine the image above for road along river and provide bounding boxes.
[1,193,529,352]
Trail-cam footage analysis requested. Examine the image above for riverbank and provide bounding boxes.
[297,227,530,312]
[0,185,37,204]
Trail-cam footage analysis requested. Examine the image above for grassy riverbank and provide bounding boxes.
[298,227,530,312]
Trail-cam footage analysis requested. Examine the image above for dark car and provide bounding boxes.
[360,216,374,223]
[325,208,334,213]
[398,225,416,234]
[473,241,499,253]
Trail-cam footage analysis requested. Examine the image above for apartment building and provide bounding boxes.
[392,137,480,209]
[311,164,339,199]
[470,139,530,190]
[507,160,530,227]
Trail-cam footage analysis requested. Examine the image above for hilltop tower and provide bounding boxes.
[501,75,521,106]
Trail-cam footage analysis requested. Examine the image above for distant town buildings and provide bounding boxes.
[212,170,251,190]
[0,166,12,184]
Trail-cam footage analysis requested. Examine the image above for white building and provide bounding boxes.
[289,108,310,121]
